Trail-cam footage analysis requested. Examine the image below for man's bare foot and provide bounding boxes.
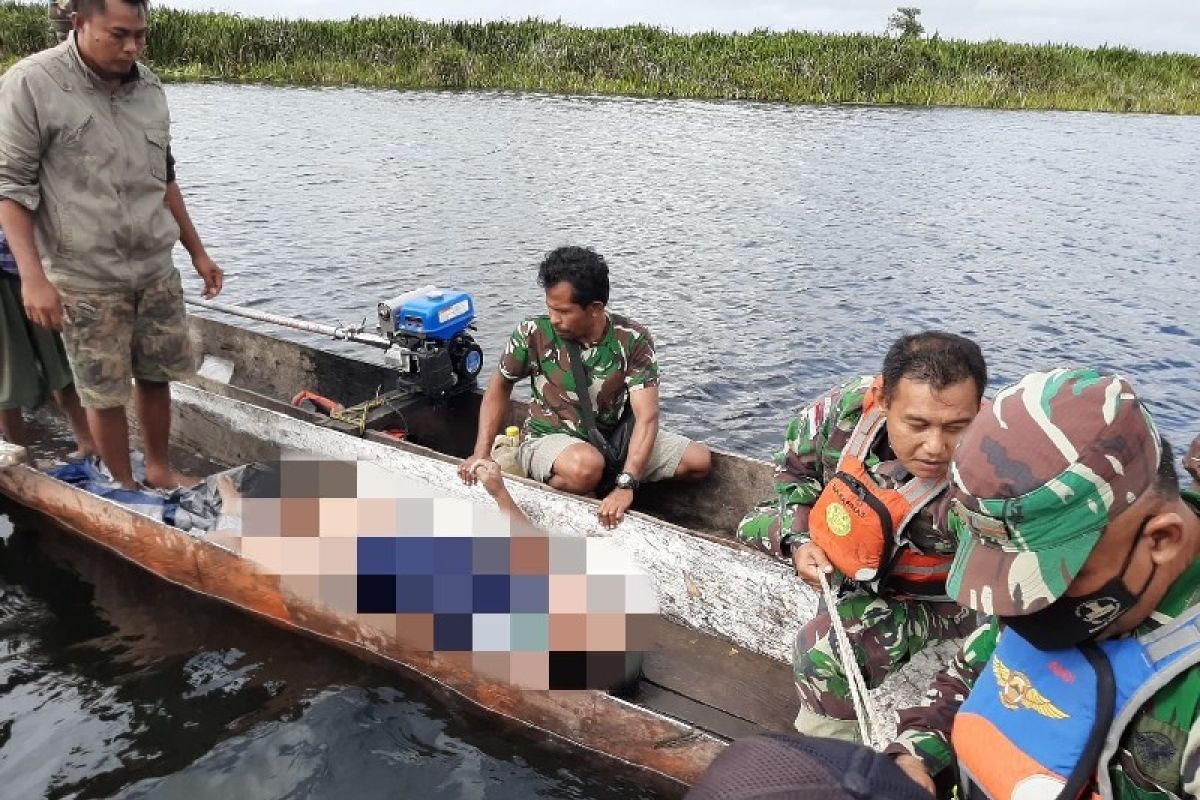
[145,468,199,491]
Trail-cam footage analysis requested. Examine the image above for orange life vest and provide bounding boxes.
[808,378,951,588]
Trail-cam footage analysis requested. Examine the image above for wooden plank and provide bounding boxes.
[635,683,770,742]
[643,616,797,733]
[634,450,774,537]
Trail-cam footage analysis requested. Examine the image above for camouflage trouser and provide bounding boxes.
[59,270,195,409]
[736,499,797,558]
[794,590,976,724]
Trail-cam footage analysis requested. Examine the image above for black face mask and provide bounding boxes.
[1000,518,1156,651]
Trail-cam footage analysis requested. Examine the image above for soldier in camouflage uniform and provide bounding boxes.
[887,368,1200,799]
[459,246,711,529]
[737,331,987,742]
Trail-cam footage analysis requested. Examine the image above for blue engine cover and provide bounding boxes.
[379,287,475,341]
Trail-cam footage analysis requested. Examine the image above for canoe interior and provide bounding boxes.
[186,314,775,537]
[641,618,795,738]
[176,318,799,741]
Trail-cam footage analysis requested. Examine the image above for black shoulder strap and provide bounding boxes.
[1058,643,1117,800]
[564,340,611,457]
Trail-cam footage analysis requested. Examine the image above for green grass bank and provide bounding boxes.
[2,2,1199,113]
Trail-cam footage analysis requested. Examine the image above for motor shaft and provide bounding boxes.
[186,299,392,349]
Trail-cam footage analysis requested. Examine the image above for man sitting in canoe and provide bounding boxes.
[459,245,711,529]
[737,330,987,742]
[886,368,1200,800]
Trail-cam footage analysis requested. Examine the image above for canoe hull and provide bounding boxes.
[0,462,723,793]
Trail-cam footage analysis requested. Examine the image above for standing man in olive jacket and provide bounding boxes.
[0,0,222,489]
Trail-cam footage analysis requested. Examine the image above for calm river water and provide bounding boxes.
[1,84,1197,798]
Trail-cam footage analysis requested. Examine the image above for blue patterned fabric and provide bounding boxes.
[0,229,16,278]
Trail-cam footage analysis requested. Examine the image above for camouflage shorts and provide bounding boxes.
[59,270,195,409]
[793,591,977,721]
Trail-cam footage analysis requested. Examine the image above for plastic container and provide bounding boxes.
[492,425,524,476]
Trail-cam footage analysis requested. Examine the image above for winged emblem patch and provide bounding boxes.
[993,658,1069,720]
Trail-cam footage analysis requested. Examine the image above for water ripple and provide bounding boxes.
[165,85,1198,456]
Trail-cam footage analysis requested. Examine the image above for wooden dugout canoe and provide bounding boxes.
[0,313,946,793]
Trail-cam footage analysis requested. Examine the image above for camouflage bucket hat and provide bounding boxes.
[945,368,1162,617]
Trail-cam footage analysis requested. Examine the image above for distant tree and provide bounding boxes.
[887,7,925,39]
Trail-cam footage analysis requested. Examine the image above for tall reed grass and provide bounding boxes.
[2,2,1197,113]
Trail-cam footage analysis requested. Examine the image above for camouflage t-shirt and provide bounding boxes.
[497,313,659,440]
[886,492,1200,798]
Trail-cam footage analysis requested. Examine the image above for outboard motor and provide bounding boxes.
[377,287,483,398]
[185,286,486,439]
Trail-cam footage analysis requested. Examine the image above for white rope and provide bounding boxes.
[817,570,888,750]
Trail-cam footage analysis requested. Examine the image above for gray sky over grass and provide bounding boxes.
[163,1,1200,55]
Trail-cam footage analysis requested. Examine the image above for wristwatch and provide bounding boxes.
[615,472,640,491]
